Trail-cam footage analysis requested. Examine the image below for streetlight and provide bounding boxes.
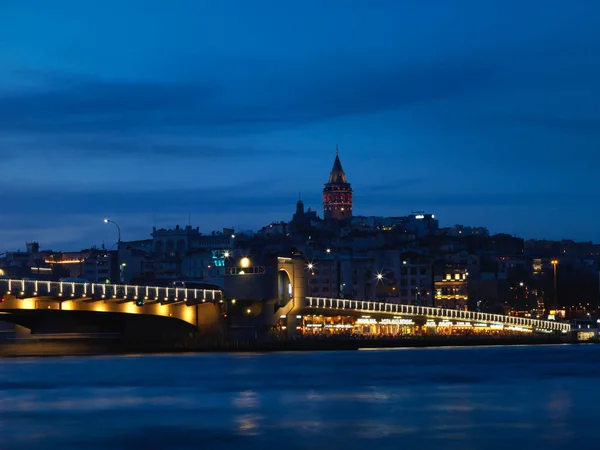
[551,259,559,310]
[306,262,315,297]
[103,218,121,246]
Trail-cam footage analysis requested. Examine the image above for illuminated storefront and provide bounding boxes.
[297,315,535,337]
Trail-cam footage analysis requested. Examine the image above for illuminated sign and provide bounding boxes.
[415,215,425,219]
[211,250,226,267]
[356,318,377,325]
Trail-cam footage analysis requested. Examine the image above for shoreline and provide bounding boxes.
[0,334,580,358]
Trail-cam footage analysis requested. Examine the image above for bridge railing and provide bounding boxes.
[305,297,570,332]
[0,279,222,304]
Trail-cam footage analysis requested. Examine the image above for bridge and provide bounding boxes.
[1,278,571,338]
[0,278,224,336]
[292,297,570,335]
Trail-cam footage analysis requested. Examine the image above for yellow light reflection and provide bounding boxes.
[124,302,137,314]
[182,305,195,324]
[21,299,35,309]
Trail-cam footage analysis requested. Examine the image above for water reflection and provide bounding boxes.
[0,345,597,449]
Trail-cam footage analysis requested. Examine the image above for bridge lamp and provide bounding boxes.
[326,248,331,253]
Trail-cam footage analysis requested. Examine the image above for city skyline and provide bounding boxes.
[2,1,600,250]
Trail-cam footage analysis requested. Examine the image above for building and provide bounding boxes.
[323,146,353,221]
[405,213,439,237]
[434,266,469,310]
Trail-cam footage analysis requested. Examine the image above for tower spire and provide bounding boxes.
[323,148,352,221]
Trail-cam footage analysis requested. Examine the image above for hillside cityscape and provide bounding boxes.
[1,150,597,322]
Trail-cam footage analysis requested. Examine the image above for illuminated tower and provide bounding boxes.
[323,146,353,221]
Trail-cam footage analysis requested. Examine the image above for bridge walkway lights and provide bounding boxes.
[305,297,570,333]
[0,278,223,306]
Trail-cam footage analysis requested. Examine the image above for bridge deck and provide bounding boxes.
[1,278,222,304]
[305,297,570,333]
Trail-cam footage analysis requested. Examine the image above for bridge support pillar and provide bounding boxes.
[286,314,299,339]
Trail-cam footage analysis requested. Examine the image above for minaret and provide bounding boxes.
[323,145,353,221]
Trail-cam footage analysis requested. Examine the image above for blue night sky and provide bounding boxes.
[1,0,599,251]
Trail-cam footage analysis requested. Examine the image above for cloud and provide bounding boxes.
[0,133,286,160]
[2,179,596,218]
[0,57,496,139]
[489,115,600,135]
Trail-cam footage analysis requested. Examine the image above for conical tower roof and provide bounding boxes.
[327,145,348,184]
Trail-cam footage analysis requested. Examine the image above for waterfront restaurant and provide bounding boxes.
[297,315,534,337]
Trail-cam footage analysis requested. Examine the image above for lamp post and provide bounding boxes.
[551,259,559,311]
[306,262,315,298]
[103,218,121,247]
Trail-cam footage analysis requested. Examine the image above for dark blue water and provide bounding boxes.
[0,345,598,449]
